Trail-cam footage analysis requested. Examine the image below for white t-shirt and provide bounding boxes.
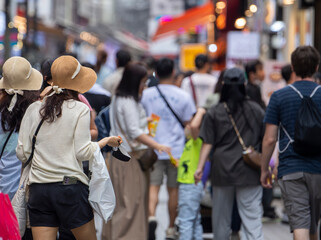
[141,84,196,160]
[109,96,149,153]
[181,73,218,108]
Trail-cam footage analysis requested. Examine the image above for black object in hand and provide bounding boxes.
[112,145,131,162]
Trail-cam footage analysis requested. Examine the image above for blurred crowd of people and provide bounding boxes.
[1,44,321,240]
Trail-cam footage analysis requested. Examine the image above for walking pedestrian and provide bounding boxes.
[261,45,321,240]
[103,63,170,240]
[245,60,266,109]
[16,56,121,240]
[141,58,196,240]
[195,68,265,240]
[103,49,131,95]
[181,54,217,108]
[95,49,112,86]
[0,57,42,200]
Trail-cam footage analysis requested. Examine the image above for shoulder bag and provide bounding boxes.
[223,103,261,171]
[11,119,44,236]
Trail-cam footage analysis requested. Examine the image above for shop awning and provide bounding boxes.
[152,2,214,41]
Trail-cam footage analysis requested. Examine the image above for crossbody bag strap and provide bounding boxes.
[112,98,134,152]
[189,76,197,106]
[156,85,185,129]
[23,119,45,168]
[223,102,247,151]
[0,130,14,159]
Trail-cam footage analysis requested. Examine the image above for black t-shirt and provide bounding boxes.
[200,100,265,186]
[247,83,266,110]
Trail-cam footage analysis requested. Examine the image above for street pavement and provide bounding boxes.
[155,183,292,240]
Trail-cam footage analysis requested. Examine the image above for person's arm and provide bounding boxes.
[16,104,34,163]
[194,143,212,183]
[136,134,170,154]
[190,108,207,140]
[90,111,98,141]
[260,123,278,188]
[98,136,122,149]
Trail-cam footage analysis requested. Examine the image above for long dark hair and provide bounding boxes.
[214,69,225,94]
[220,84,246,114]
[116,63,147,102]
[40,58,54,91]
[40,89,79,123]
[95,50,107,73]
[0,90,39,132]
[220,84,257,133]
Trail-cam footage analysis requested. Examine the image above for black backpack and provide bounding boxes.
[286,85,321,156]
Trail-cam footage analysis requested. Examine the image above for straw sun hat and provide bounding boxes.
[0,56,42,90]
[0,56,42,111]
[51,55,97,94]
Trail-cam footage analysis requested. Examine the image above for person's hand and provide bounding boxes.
[261,169,272,188]
[146,116,153,123]
[105,136,122,147]
[194,168,203,184]
[157,144,171,154]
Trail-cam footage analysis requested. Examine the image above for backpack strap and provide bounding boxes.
[288,85,303,99]
[289,84,321,98]
[310,85,321,98]
[278,123,294,153]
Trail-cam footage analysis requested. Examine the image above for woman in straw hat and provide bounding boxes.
[0,56,42,200]
[16,55,121,240]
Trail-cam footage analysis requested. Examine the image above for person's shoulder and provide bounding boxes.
[28,100,42,109]
[245,99,264,112]
[196,73,217,80]
[171,85,193,99]
[116,96,137,106]
[24,100,41,116]
[64,99,90,114]
[141,86,156,100]
[181,77,189,85]
[268,85,292,101]
[143,86,157,94]
[207,102,223,117]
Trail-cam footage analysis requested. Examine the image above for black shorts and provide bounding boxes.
[28,181,94,229]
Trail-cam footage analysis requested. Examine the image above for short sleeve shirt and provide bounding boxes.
[141,84,196,159]
[264,81,321,178]
[200,100,264,186]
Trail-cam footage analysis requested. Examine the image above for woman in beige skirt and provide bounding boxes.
[103,63,170,240]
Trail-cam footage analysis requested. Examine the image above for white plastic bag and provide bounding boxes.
[11,164,30,237]
[89,143,115,223]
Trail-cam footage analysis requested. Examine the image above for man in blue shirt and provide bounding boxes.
[261,46,321,240]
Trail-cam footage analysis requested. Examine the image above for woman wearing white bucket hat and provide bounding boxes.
[0,56,42,200]
[16,55,121,240]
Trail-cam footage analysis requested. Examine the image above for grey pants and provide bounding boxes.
[212,185,263,240]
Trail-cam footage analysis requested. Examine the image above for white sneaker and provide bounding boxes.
[166,227,177,240]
